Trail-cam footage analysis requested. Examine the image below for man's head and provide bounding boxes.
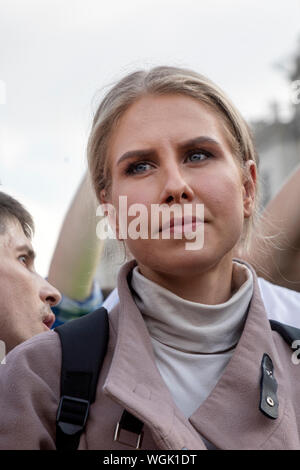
[0,192,61,352]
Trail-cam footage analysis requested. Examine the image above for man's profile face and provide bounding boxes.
[0,218,61,352]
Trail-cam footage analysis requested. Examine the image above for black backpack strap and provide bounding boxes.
[269,319,300,347]
[55,307,109,450]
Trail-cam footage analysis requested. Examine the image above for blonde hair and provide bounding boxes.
[87,66,259,247]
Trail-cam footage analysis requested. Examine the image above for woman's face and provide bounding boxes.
[103,93,256,279]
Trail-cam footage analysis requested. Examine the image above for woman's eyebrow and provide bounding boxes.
[117,149,155,166]
[116,136,221,165]
[178,136,222,149]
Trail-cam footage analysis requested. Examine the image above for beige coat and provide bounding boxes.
[0,260,300,450]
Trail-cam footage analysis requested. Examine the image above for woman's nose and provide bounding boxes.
[160,166,194,204]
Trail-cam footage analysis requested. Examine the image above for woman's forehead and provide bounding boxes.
[108,94,232,158]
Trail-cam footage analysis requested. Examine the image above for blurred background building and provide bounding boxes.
[251,40,300,208]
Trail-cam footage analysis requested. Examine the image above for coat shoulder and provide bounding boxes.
[5,330,62,368]
[0,331,62,449]
[258,277,300,328]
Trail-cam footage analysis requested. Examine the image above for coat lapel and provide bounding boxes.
[189,264,287,449]
[103,260,288,450]
[103,260,207,450]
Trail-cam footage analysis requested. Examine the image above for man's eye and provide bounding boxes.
[126,161,152,175]
[18,255,28,265]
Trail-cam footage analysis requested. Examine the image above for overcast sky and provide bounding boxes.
[0,0,300,276]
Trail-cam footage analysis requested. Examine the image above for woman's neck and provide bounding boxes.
[131,259,253,354]
[138,254,234,305]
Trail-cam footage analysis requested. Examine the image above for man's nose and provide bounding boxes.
[160,165,194,204]
[40,278,62,307]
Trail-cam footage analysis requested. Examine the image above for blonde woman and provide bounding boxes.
[1,67,300,450]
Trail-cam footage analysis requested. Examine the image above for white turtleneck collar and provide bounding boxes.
[131,260,254,355]
[130,260,254,443]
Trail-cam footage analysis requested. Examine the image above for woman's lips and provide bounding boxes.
[171,221,199,233]
[159,216,204,234]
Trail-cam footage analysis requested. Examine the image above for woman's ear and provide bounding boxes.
[99,189,108,204]
[243,160,257,218]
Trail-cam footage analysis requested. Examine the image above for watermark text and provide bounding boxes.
[96,197,205,251]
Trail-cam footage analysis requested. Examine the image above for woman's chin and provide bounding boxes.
[137,248,220,275]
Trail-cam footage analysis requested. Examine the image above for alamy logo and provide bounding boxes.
[291,340,300,365]
[0,340,6,364]
[96,197,205,251]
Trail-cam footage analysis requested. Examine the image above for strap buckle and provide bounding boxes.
[114,421,144,449]
[56,395,90,435]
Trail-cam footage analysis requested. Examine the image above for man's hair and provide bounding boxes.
[0,191,34,239]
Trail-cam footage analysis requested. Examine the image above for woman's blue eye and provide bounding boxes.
[187,151,211,162]
[126,162,152,175]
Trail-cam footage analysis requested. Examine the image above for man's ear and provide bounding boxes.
[243,160,257,218]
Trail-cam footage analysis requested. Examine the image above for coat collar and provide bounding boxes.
[103,259,287,450]
[189,262,287,449]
